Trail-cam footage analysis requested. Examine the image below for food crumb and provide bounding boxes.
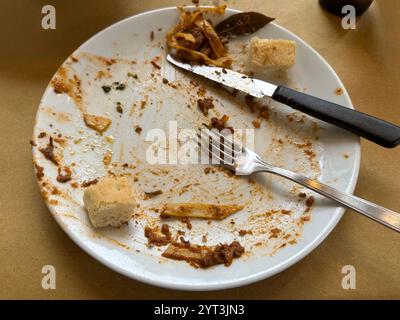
[56,166,72,183]
[83,114,112,133]
[51,187,61,195]
[135,126,142,134]
[144,225,172,247]
[306,196,315,208]
[162,240,245,268]
[197,86,206,96]
[334,87,343,96]
[304,149,316,160]
[116,102,123,114]
[197,97,214,116]
[144,190,162,199]
[81,179,99,188]
[151,59,161,69]
[35,164,44,180]
[39,137,58,165]
[181,217,192,230]
[210,114,233,132]
[252,119,261,128]
[239,230,252,236]
[305,196,315,212]
[269,228,281,239]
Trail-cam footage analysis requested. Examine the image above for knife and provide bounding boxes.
[167,54,400,148]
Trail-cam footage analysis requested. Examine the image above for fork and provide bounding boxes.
[197,127,400,233]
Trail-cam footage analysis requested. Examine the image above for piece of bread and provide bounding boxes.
[248,37,296,70]
[83,176,136,228]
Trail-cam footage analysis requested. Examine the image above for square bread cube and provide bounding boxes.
[249,37,296,70]
[83,176,136,228]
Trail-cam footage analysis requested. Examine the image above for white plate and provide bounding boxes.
[32,7,360,290]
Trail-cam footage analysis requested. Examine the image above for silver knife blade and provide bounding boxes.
[166,54,278,98]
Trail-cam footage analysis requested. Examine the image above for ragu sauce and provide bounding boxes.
[319,0,374,16]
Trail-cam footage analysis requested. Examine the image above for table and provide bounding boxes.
[0,0,399,299]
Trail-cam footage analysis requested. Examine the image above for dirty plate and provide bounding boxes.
[32,7,360,290]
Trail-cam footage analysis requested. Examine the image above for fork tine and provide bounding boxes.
[198,131,233,157]
[199,130,236,162]
[201,128,241,157]
[201,124,242,156]
[196,131,236,167]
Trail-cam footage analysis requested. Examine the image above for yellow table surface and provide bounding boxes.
[0,0,399,299]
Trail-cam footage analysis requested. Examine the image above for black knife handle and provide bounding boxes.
[272,86,400,148]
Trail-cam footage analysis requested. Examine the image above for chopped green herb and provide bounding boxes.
[128,72,138,79]
[113,82,126,90]
[102,85,111,93]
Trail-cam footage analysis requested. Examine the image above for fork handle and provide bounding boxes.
[272,86,400,148]
[257,162,400,232]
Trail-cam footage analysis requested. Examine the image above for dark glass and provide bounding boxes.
[319,0,374,16]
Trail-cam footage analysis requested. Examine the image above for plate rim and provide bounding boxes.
[32,6,361,291]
